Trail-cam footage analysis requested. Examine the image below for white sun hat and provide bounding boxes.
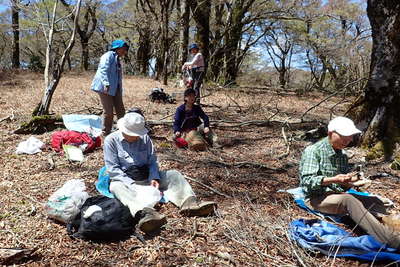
[117,112,148,136]
[328,116,361,137]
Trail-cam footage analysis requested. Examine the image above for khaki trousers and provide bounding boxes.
[98,89,125,135]
[307,193,400,248]
[109,170,196,217]
[182,126,218,150]
[183,130,207,151]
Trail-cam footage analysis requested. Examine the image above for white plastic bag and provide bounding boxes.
[129,184,162,211]
[16,136,44,154]
[44,179,89,223]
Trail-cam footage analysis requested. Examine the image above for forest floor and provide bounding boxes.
[1,70,400,266]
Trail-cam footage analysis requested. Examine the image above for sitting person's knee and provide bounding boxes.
[339,193,363,207]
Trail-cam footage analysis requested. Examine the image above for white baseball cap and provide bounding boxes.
[328,116,361,137]
[117,112,148,136]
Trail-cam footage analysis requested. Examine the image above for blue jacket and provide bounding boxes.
[91,51,122,96]
[290,219,400,262]
[173,104,209,133]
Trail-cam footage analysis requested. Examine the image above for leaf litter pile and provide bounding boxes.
[1,71,400,266]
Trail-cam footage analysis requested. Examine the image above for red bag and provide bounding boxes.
[175,137,188,148]
[51,130,101,153]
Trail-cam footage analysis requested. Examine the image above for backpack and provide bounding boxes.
[148,88,175,104]
[66,195,137,241]
[51,130,101,153]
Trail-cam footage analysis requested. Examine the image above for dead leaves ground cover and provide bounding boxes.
[0,71,400,266]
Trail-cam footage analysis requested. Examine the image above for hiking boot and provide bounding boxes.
[137,208,167,233]
[180,196,216,217]
[383,214,400,233]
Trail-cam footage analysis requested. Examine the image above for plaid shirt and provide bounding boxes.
[299,137,350,198]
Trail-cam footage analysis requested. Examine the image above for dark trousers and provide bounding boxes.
[192,70,204,104]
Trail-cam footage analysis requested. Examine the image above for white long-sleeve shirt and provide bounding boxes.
[183,52,205,71]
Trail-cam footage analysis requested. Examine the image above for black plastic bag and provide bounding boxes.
[67,195,137,241]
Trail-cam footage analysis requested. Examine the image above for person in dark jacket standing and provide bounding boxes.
[91,40,129,136]
[173,89,217,150]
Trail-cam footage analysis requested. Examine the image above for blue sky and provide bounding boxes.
[0,4,7,12]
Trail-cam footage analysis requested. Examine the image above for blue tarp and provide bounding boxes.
[62,114,102,137]
[289,219,400,262]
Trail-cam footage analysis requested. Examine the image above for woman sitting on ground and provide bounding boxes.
[173,89,216,151]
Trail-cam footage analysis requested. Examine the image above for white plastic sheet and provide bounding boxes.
[16,136,44,154]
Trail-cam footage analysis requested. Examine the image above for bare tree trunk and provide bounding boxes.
[224,23,242,85]
[11,0,20,69]
[189,0,210,64]
[161,0,170,85]
[137,28,151,75]
[43,0,58,88]
[34,0,82,116]
[223,0,255,85]
[209,3,224,82]
[60,0,97,71]
[278,69,287,89]
[81,39,89,70]
[178,0,190,71]
[349,0,400,159]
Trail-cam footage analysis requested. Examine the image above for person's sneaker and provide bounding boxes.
[180,196,216,217]
[137,208,167,233]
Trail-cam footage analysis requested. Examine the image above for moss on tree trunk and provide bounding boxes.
[347,0,400,167]
[14,115,63,134]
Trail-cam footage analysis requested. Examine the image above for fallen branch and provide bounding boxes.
[301,78,365,121]
[184,176,231,198]
[0,110,14,123]
[14,115,63,134]
[226,94,243,113]
[295,126,327,141]
[185,220,207,244]
[158,113,174,121]
[148,119,322,131]
[203,160,285,173]
[47,153,56,170]
[0,247,35,265]
[211,86,272,95]
[159,150,285,173]
[277,126,291,159]
[200,103,223,109]
[284,231,307,267]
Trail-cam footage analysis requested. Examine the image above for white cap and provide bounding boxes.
[117,112,148,136]
[328,116,361,137]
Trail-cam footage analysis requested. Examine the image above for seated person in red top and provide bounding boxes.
[173,89,217,150]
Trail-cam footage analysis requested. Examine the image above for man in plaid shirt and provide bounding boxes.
[299,116,400,249]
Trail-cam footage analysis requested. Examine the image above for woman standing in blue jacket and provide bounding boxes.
[91,40,129,136]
